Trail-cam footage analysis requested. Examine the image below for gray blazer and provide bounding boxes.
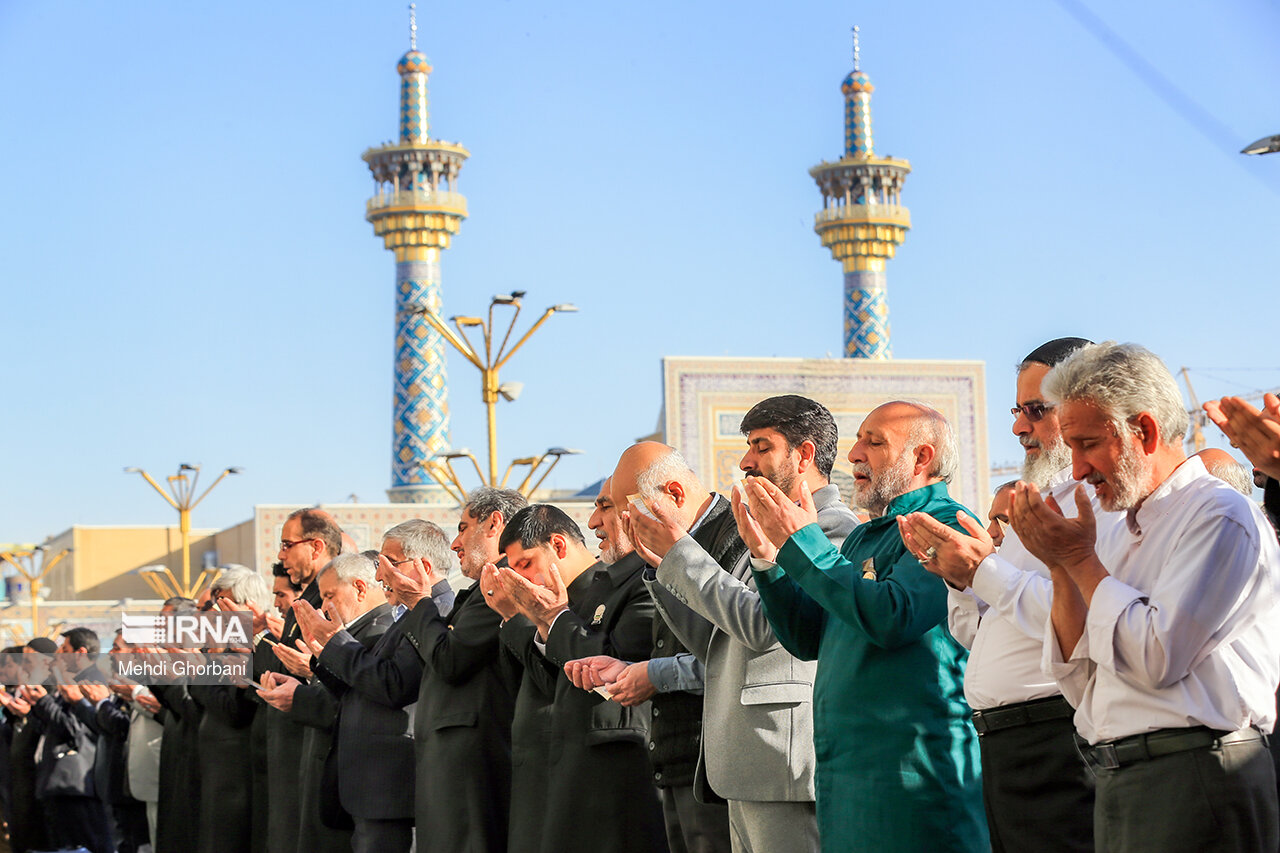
[646,483,858,803]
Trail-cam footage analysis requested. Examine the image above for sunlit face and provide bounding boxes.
[278,518,319,586]
[377,540,408,607]
[846,405,920,515]
[1059,399,1152,512]
[214,590,245,611]
[588,483,632,564]
[503,540,559,587]
[272,575,298,616]
[316,569,364,626]
[452,511,496,580]
[740,427,801,498]
[1014,364,1072,488]
[986,488,1014,548]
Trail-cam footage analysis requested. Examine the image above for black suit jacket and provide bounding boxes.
[258,580,321,853]
[152,682,203,853]
[189,682,257,853]
[400,584,520,852]
[507,553,667,853]
[313,607,420,820]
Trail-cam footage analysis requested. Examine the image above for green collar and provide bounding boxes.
[868,481,950,527]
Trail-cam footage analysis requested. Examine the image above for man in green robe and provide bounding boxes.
[734,400,987,852]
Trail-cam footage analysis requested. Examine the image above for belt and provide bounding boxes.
[1081,726,1264,771]
[971,696,1075,735]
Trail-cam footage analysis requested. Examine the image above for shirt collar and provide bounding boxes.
[687,492,720,535]
[391,603,407,622]
[1127,454,1206,537]
[879,481,950,522]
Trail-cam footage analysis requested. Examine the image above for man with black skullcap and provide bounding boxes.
[903,338,1120,853]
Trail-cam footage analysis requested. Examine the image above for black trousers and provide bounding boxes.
[979,714,1095,853]
[1093,736,1278,853]
[42,794,114,853]
[351,816,413,853]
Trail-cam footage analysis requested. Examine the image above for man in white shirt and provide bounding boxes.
[905,338,1108,853]
[1011,342,1280,852]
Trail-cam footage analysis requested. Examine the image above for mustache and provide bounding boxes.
[851,462,871,477]
[1085,472,1106,486]
[1019,435,1041,449]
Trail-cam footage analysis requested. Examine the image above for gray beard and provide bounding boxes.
[1091,438,1152,512]
[852,451,916,516]
[1021,439,1074,489]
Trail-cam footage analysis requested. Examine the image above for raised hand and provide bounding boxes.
[256,672,300,712]
[627,497,689,564]
[386,555,446,609]
[496,564,568,637]
[292,599,340,652]
[80,682,111,704]
[898,508,994,590]
[479,563,519,620]
[1009,482,1097,572]
[271,639,314,679]
[1205,394,1280,480]
[731,482,779,562]
[742,477,818,548]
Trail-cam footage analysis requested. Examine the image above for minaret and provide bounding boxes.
[363,5,469,502]
[810,27,911,359]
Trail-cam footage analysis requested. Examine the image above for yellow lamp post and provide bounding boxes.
[0,543,71,637]
[124,464,242,598]
[415,291,577,487]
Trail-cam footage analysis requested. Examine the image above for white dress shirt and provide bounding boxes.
[1043,456,1280,744]
[948,467,1124,710]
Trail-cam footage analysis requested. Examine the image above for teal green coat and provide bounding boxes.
[755,482,987,853]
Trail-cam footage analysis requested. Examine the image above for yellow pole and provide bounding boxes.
[483,367,500,485]
[179,505,192,596]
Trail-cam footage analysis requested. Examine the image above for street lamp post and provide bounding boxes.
[0,543,71,637]
[415,291,577,486]
[124,464,242,598]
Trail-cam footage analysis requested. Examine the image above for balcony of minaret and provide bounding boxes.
[366,188,469,218]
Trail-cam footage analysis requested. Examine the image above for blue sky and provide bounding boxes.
[2,1,1277,541]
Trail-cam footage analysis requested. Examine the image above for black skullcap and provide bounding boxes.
[25,637,57,653]
[1022,337,1093,368]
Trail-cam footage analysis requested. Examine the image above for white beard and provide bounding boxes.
[1087,437,1152,511]
[1021,436,1074,490]
[851,450,916,516]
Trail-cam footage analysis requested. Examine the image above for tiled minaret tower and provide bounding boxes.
[363,5,469,502]
[810,27,911,359]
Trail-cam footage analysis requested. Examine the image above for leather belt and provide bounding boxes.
[971,696,1075,735]
[1081,726,1264,771]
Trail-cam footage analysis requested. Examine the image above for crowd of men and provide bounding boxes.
[1,338,1280,853]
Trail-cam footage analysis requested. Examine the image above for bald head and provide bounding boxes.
[611,441,712,530]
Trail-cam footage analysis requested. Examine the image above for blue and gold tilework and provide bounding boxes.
[392,258,450,490]
[843,270,891,359]
[843,71,874,158]
[398,50,431,143]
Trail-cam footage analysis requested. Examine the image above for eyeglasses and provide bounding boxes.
[279,538,316,552]
[379,554,414,568]
[1011,402,1054,423]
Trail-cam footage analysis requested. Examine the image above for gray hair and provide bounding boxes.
[1043,342,1189,446]
[464,486,528,527]
[320,552,378,585]
[382,519,454,575]
[1203,458,1254,496]
[210,566,272,612]
[636,448,699,499]
[897,399,959,484]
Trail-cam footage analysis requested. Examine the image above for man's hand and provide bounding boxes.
[898,509,994,590]
[292,599,340,654]
[80,683,111,704]
[607,661,657,707]
[134,688,162,715]
[256,672,300,712]
[1009,483,1109,602]
[626,498,689,565]
[264,612,285,640]
[57,683,85,703]
[1205,394,1280,480]
[272,640,314,679]
[479,563,520,621]
[564,655,628,691]
[731,482,779,562]
[22,685,47,703]
[386,555,447,610]
[496,564,569,638]
[742,477,818,548]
